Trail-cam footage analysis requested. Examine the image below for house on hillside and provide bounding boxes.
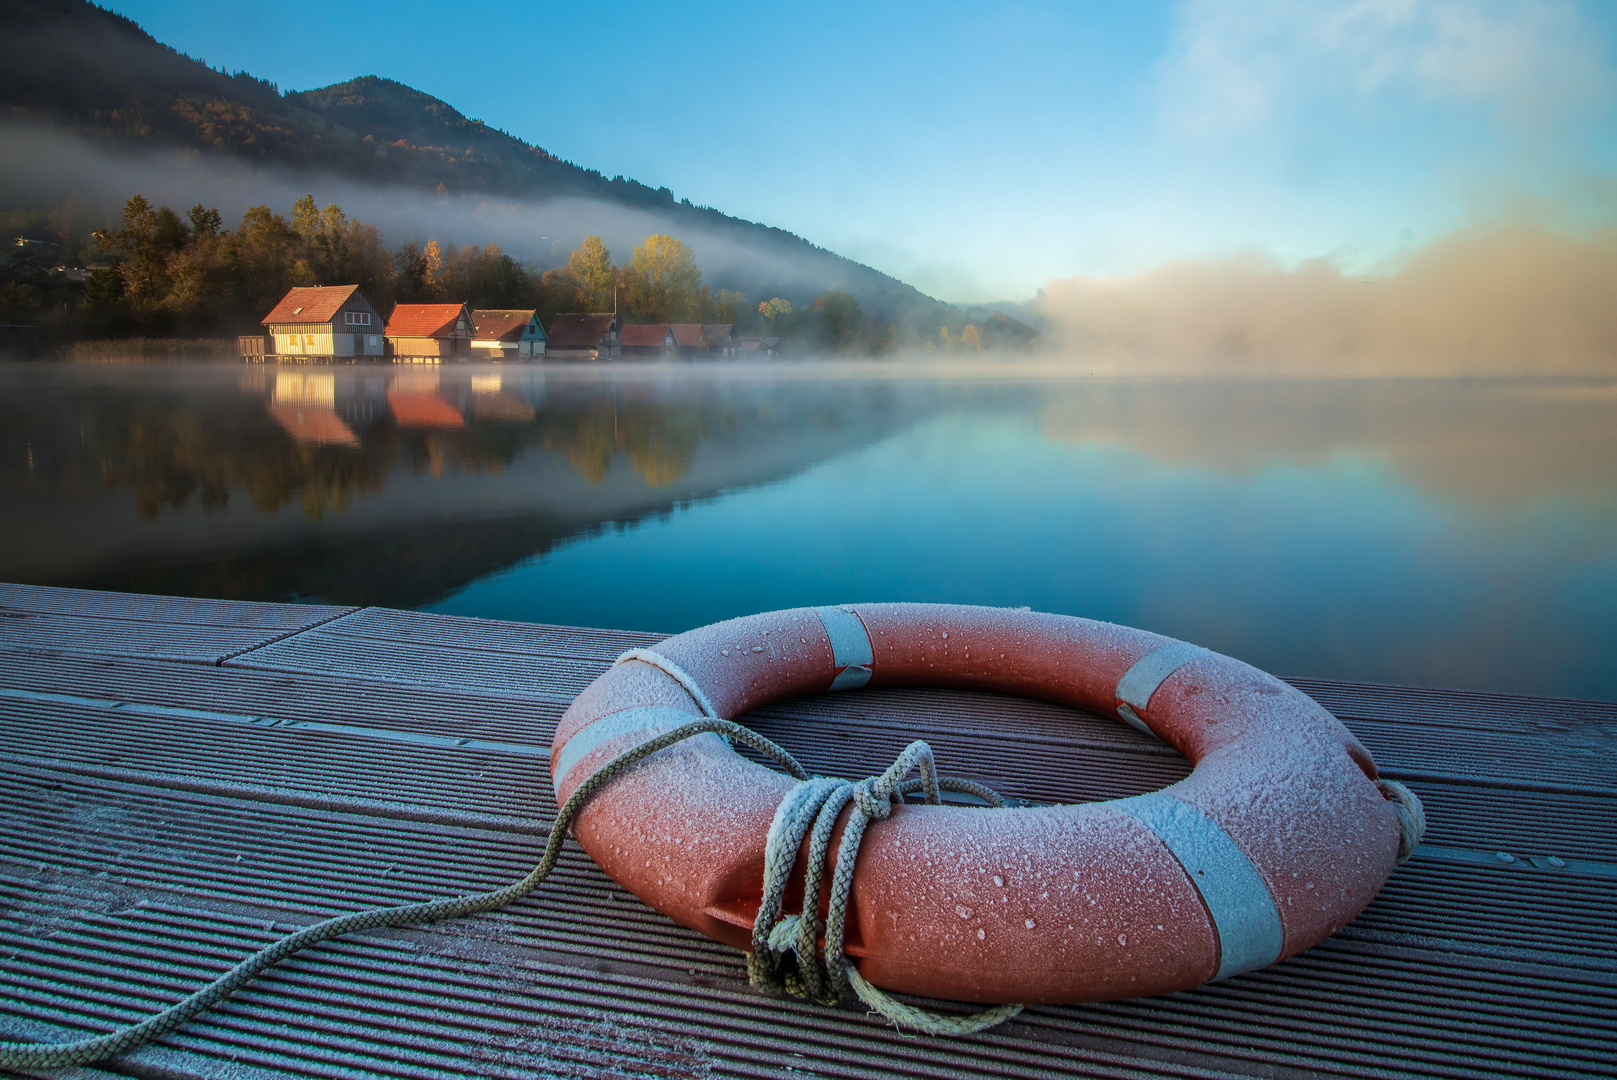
[471,309,547,360]
[261,285,385,361]
[385,303,474,362]
[668,324,709,358]
[619,323,675,359]
[703,323,734,357]
[546,313,621,360]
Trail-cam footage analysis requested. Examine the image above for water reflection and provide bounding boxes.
[269,372,360,447]
[2,362,1614,697]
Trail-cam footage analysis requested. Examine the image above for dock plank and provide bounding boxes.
[0,583,354,664]
[1,584,1614,1080]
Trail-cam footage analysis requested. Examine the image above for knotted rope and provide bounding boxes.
[613,649,1024,1033]
[744,741,1024,1035]
[1375,779,1427,864]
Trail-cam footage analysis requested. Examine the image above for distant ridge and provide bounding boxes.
[0,0,946,321]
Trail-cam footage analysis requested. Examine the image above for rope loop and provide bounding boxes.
[745,737,1026,1035]
[1376,778,1426,864]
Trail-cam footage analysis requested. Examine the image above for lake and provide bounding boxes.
[3,360,1615,699]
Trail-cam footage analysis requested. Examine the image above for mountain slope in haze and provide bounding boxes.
[0,0,947,322]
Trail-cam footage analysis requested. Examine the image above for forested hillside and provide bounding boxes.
[0,0,951,330]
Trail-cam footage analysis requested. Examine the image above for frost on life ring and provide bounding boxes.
[550,604,1420,1007]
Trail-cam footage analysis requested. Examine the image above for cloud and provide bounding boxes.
[1158,0,1615,139]
[1034,221,1617,374]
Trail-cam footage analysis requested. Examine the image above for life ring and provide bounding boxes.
[551,604,1419,1007]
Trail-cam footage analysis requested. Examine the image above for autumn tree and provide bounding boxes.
[438,243,532,308]
[226,205,312,320]
[757,297,792,320]
[621,234,702,322]
[538,267,581,323]
[93,195,190,308]
[812,292,866,353]
[567,235,616,311]
[960,324,981,349]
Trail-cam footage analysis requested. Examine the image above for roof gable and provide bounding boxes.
[669,323,708,348]
[385,303,470,339]
[620,323,674,347]
[471,309,538,343]
[548,313,619,348]
[262,285,364,325]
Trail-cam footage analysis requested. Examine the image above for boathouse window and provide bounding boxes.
[345,312,371,326]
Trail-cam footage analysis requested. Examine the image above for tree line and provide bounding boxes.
[4,192,1015,354]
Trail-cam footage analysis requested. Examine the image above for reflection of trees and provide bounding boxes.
[100,401,394,522]
[539,398,703,487]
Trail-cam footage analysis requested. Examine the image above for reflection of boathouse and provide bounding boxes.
[266,371,390,446]
[387,372,464,428]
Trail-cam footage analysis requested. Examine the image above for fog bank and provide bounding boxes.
[1036,225,1617,375]
[0,122,892,308]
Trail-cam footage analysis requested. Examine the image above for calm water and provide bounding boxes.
[3,361,1615,699]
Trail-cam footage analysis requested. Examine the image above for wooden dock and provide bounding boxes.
[1,582,1613,1079]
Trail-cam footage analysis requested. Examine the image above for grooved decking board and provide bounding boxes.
[1,584,1614,1080]
[0,583,355,664]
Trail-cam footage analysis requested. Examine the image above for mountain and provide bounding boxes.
[0,0,948,324]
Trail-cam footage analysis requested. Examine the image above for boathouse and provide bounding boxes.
[704,322,735,357]
[619,323,676,359]
[261,285,385,360]
[546,312,621,360]
[384,303,474,363]
[470,309,547,361]
[669,323,709,358]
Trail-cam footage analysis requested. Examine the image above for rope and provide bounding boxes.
[0,718,794,1069]
[1376,779,1427,864]
[746,740,1025,1035]
[615,648,721,720]
[0,715,1017,1068]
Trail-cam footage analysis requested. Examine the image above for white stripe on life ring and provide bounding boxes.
[1114,792,1284,980]
[816,605,873,690]
[551,706,693,795]
[1114,642,1209,737]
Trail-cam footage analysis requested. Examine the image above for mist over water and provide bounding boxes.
[1037,224,1617,376]
[4,360,1614,698]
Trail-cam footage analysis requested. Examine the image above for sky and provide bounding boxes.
[107,0,1617,302]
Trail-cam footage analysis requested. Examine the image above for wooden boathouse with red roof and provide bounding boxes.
[546,312,622,360]
[385,303,475,362]
[471,309,547,361]
[260,285,384,361]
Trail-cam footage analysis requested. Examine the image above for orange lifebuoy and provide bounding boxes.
[551,604,1416,1006]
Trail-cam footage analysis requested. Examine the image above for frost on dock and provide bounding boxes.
[0,582,1613,1078]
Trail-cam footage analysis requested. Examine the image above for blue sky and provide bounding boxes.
[111,0,1617,301]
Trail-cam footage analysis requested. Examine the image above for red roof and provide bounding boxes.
[620,324,672,348]
[262,285,362,325]
[385,304,469,339]
[547,313,618,348]
[471,309,537,342]
[669,323,707,348]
